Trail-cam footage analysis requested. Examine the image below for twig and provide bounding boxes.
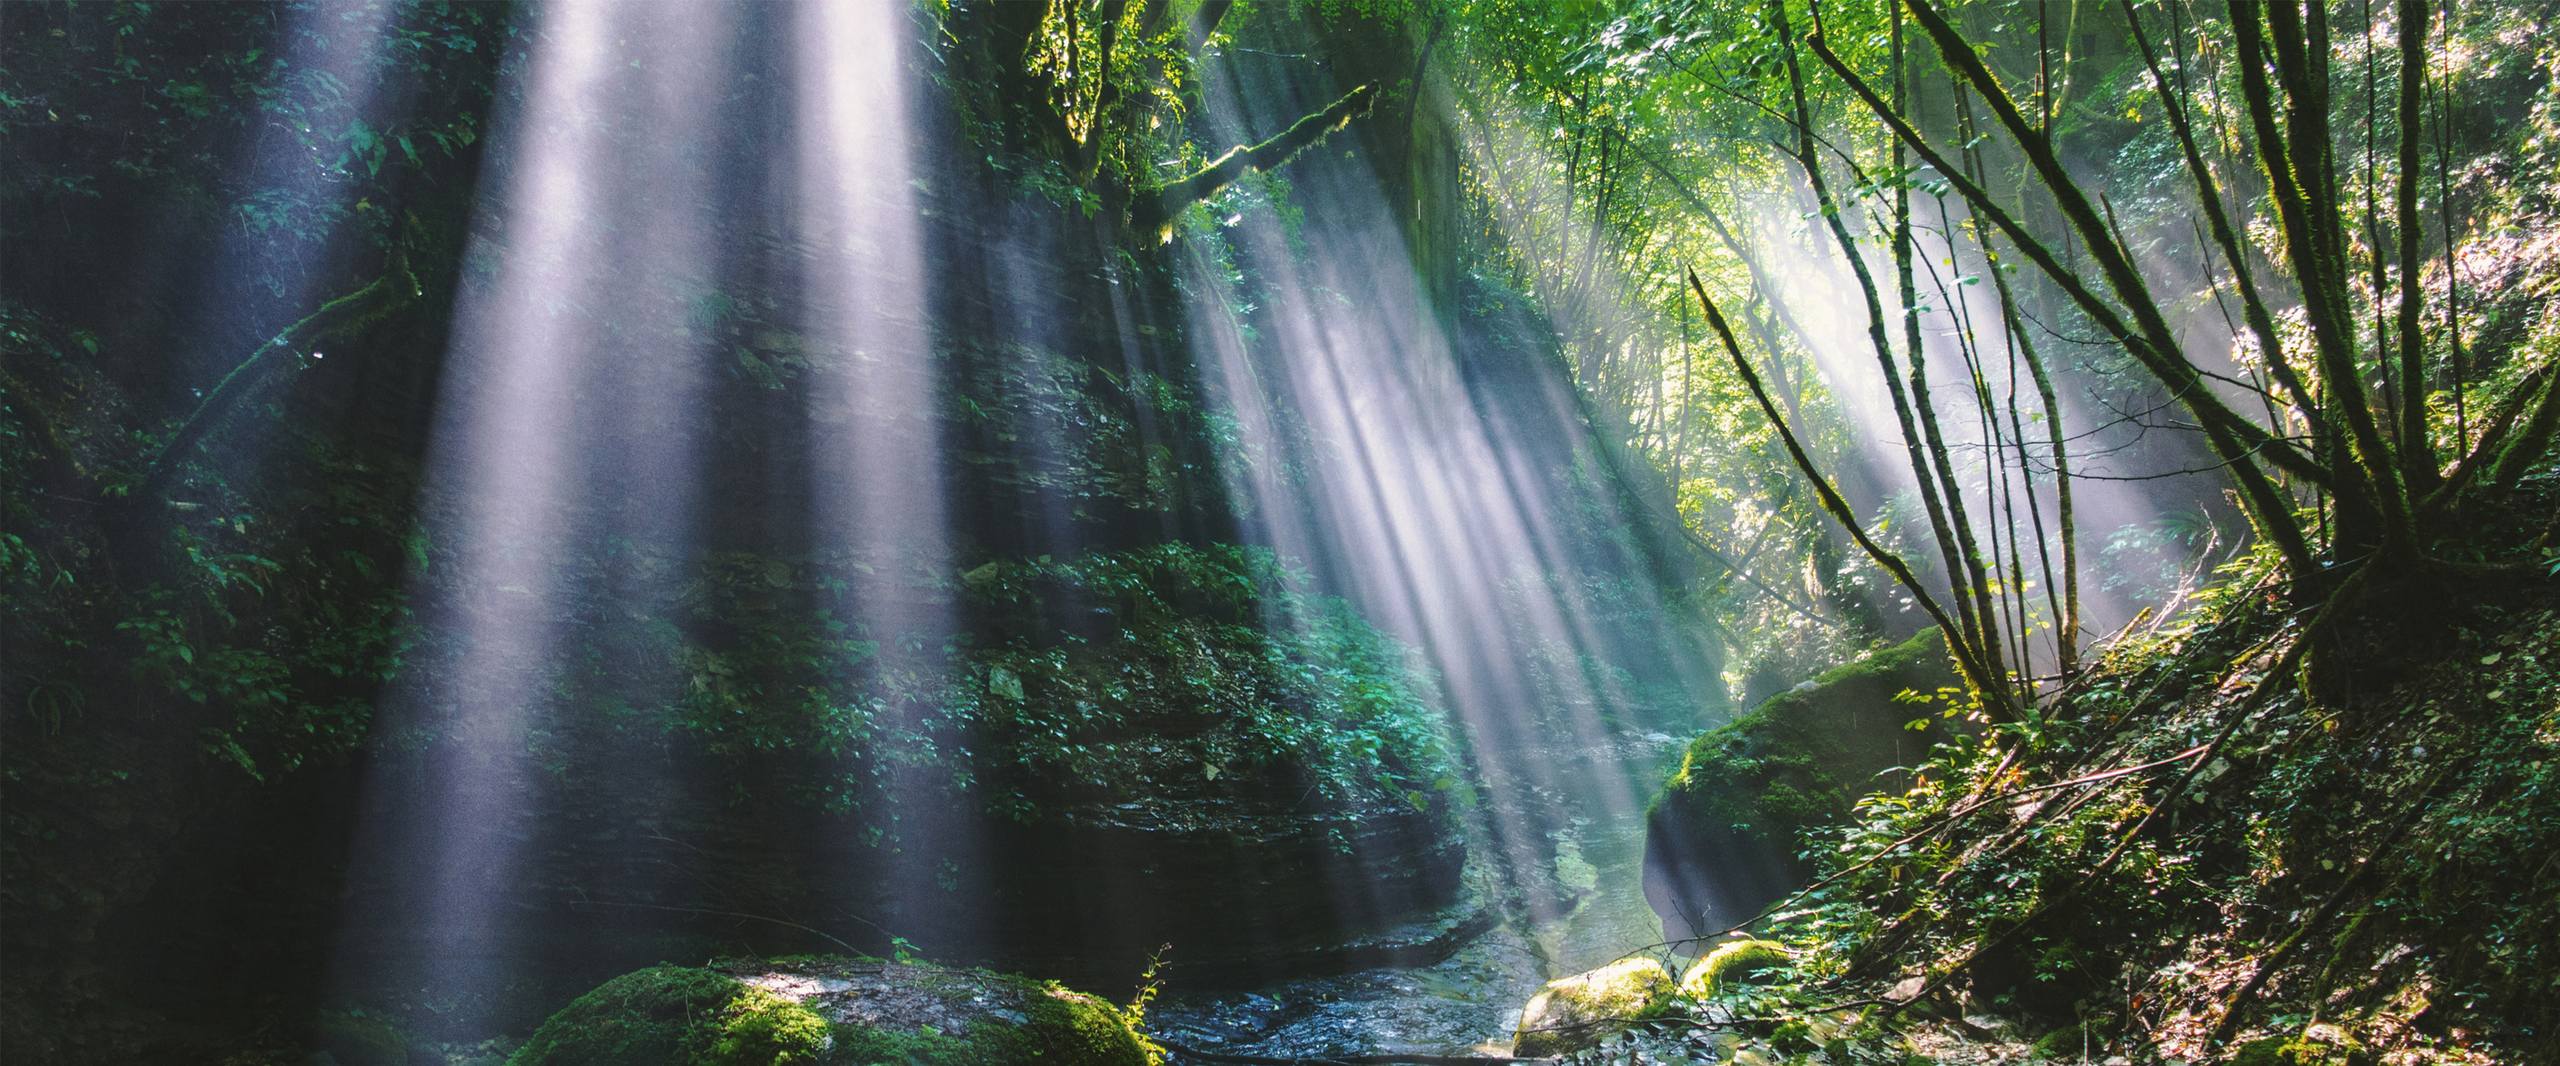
[562,897,868,956]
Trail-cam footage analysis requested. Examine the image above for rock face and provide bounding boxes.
[1510,957,1674,1057]
[1643,629,1959,941]
[324,545,1472,1019]
[509,957,1161,1066]
[942,785,1470,982]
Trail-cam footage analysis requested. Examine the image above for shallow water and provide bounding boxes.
[1151,735,1689,1059]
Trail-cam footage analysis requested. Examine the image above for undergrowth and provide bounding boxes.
[1591,496,2560,1064]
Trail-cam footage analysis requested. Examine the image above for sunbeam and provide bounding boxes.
[13,1,2554,1062]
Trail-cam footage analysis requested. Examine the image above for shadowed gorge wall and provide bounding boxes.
[0,3,1719,1056]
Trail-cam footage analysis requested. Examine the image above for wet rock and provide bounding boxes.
[311,1009,426,1066]
[505,965,829,1065]
[509,957,1159,1066]
[955,785,1470,983]
[1643,628,1959,940]
[333,544,1471,997]
[2232,1023,2368,1066]
[1510,956,1673,1057]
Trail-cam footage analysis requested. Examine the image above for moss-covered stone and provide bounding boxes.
[1511,957,1674,1057]
[2028,1016,2124,1061]
[1676,938,1790,998]
[826,983,1154,1065]
[2230,1023,2368,1066]
[510,958,1159,1066]
[1643,628,1959,938]
[506,966,831,1066]
[312,1009,416,1066]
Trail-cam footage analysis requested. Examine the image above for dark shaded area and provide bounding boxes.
[1,4,1717,1061]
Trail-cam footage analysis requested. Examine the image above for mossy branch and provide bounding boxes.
[126,240,416,505]
[2424,363,2552,514]
[2227,0,2415,549]
[2478,365,2560,493]
[1136,83,1375,237]
[1772,0,1989,671]
[1899,0,2327,490]
[1072,0,1133,185]
[2118,0,2321,426]
[2393,0,2438,487]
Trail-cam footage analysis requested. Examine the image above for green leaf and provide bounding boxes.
[989,666,1025,702]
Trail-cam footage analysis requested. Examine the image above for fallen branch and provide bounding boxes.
[1865,627,2320,1011]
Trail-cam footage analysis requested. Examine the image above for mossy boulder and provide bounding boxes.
[313,1009,422,1066]
[509,958,1160,1066]
[506,965,830,1065]
[2230,1023,2370,1066]
[1676,938,1790,998]
[1511,957,1675,1057]
[1643,628,1959,940]
[2029,1017,2115,1061]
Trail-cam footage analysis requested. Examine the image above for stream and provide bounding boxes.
[1150,733,1690,1060]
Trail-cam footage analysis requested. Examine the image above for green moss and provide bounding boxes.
[2232,1038,2291,1066]
[829,982,1157,1065]
[1676,939,1790,998]
[313,1009,413,1066]
[2029,1019,2100,1060]
[505,966,829,1066]
[2229,1024,2366,1066]
[513,961,1158,1066]
[706,986,831,1064]
[608,541,1454,830]
[1657,628,1958,853]
[1512,957,1675,1057]
[1767,1019,1818,1053]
